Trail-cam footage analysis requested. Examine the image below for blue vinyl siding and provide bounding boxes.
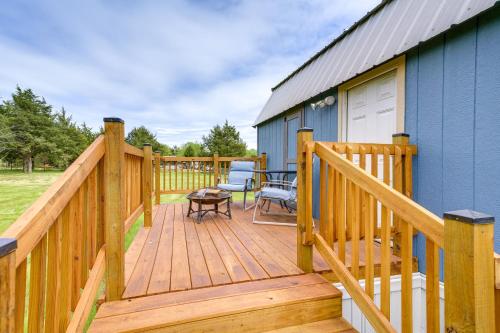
[406,7,500,277]
[257,116,284,171]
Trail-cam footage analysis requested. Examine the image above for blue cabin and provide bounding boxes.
[254,0,500,279]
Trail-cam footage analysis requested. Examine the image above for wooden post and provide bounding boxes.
[391,133,409,256]
[143,144,153,227]
[154,152,161,205]
[260,152,267,189]
[444,210,496,332]
[297,128,313,273]
[103,117,125,301]
[0,239,16,333]
[213,153,219,185]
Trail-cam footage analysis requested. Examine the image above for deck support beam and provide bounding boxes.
[103,118,125,301]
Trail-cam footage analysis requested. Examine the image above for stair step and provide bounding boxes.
[89,274,343,332]
[263,318,357,333]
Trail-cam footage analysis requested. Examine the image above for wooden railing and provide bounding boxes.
[154,154,266,197]
[0,118,153,333]
[296,128,498,332]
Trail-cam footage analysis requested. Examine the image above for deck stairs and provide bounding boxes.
[88,273,356,332]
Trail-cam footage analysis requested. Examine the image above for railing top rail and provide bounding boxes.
[318,141,418,155]
[124,143,144,158]
[159,156,260,162]
[314,141,444,247]
[2,135,105,266]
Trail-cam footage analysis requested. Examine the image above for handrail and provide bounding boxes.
[314,141,444,247]
[2,135,105,266]
[297,130,497,332]
[124,142,144,157]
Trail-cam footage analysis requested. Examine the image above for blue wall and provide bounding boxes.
[257,116,284,170]
[406,7,500,276]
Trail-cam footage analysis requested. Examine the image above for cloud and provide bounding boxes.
[0,0,379,149]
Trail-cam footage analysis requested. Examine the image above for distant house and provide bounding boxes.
[254,0,500,281]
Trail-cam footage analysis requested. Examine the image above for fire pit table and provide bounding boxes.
[186,188,232,223]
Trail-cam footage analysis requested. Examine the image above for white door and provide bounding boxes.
[345,70,398,229]
[346,70,397,144]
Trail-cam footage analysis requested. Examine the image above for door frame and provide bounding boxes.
[283,108,304,169]
[337,55,406,142]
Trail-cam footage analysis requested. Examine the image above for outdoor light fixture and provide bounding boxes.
[311,95,336,110]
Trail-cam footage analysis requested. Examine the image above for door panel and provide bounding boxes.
[285,112,302,171]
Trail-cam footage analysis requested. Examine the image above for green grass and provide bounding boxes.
[0,169,63,234]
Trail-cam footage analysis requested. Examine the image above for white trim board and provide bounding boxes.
[334,273,445,333]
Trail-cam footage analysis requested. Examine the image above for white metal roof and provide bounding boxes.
[254,0,498,126]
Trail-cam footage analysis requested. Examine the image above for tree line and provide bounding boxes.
[0,87,99,172]
[0,87,255,173]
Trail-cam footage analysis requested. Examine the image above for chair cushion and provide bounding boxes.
[228,171,253,187]
[230,161,254,172]
[217,183,246,192]
[256,187,292,201]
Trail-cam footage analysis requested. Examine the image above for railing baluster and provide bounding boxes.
[327,165,335,246]
[370,146,378,237]
[337,171,346,263]
[45,217,62,332]
[0,238,17,333]
[71,189,83,310]
[319,159,327,239]
[426,239,440,333]
[15,259,26,333]
[359,147,366,239]
[380,147,391,319]
[351,183,360,279]
[27,235,47,333]
[58,204,73,331]
[81,179,89,287]
[365,194,375,299]
[346,146,353,241]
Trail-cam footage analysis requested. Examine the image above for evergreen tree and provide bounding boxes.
[202,121,247,157]
[125,126,172,155]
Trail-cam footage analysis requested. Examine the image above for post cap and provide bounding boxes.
[143,143,152,147]
[443,209,495,224]
[297,127,313,133]
[103,117,124,123]
[0,238,17,258]
[392,133,409,138]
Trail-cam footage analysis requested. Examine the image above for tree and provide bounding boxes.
[125,126,172,155]
[202,121,247,157]
[178,142,204,157]
[0,87,57,172]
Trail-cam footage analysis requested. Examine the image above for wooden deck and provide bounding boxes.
[123,202,404,299]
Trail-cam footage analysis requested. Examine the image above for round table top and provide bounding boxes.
[187,189,232,203]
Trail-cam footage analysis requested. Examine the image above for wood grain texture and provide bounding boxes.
[0,249,16,333]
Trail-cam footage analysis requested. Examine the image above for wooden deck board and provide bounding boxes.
[122,202,404,299]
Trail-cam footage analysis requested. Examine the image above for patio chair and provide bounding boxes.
[217,161,255,210]
[252,178,298,226]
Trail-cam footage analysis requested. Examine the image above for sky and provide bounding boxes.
[0,0,379,149]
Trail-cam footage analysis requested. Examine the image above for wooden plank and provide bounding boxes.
[125,228,150,284]
[124,143,144,157]
[194,222,231,286]
[155,152,161,204]
[81,179,90,287]
[264,318,355,333]
[170,204,192,291]
[222,219,288,278]
[124,205,166,298]
[87,168,97,267]
[71,188,83,310]
[213,214,268,280]
[89,281,340,333]
[45,217,63,332]
[124,204,144,234]
[15,259,26,333]
[27,235,47,333]
[66,248,105,333]
[58,204,73,332]
[380,147,391,319]
[97,274,327,319]
[104,119,125,301]
[183,206,212,289]
[359,146,366,239]
[314,234,396,333]
[315,142,444,247]
[351,184,360,279]
[337,172,346,263]
[304,144,314,245]
[148,205,175,294]
[204,216,250,283]
[346,146,353,241]
[3,136,105,267]
[426,239,439,333]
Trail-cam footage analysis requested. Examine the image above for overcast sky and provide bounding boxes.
[0,0,378,149]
